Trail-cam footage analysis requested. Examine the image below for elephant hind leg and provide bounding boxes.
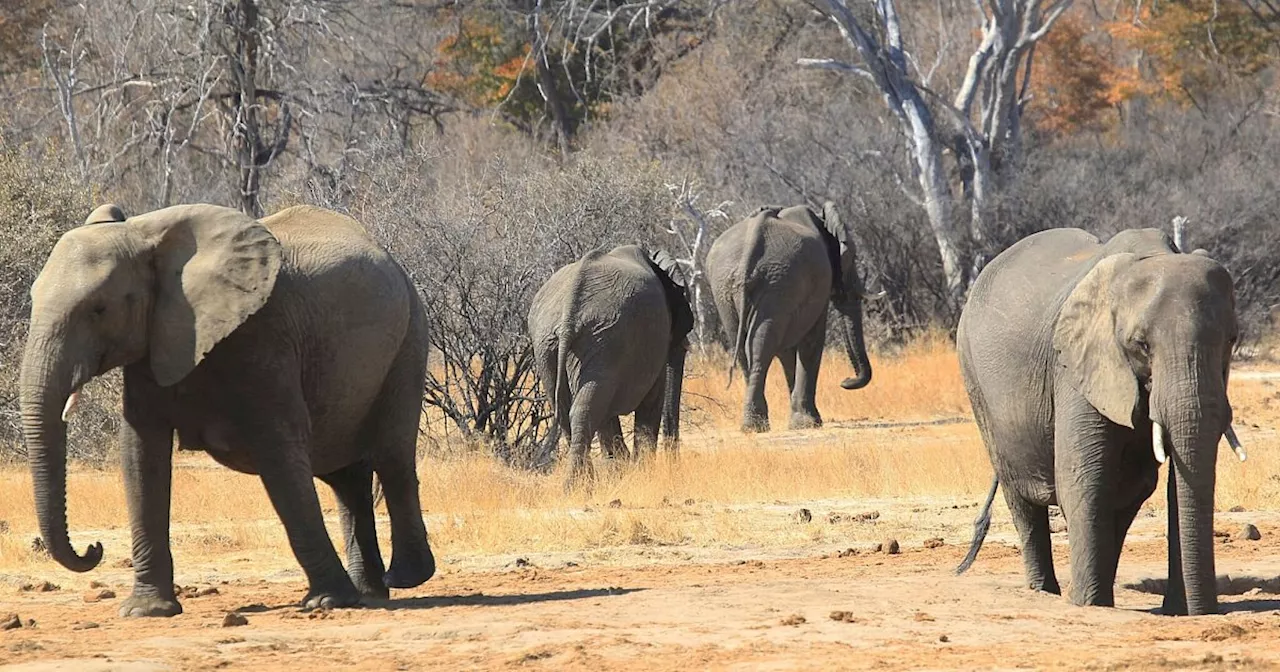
[318,460,388,600]
[790,323,825,430]
[632,373,666,458]
[1004,490,1061,595]
[566,381,610,488]
[366,339,435,590]
[599,417,629,461]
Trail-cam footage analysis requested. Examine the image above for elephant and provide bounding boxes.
[704,202,881,432]
[954,227,1244,616]
[528,245,693,484]
[19,203,436,617]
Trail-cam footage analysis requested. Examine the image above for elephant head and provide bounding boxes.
[19,203,282,572]
[778,202,882,390]
[646,249,694,445]
[1053,251,1238,615]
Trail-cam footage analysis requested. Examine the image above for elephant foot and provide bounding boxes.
[351,571,391,600]
[301,583,363,611]
[741,415,770,433]
[119,593,183,618]
[788,412,822,430]
[384,544,436,589]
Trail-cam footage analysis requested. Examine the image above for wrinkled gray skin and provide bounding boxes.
[955,228,1238,616]
[528,245,693,484]
[20,204,436,617]
[705,202,875,432]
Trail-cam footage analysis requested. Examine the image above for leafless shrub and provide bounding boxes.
[307,126,673,465]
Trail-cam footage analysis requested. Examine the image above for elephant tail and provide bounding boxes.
[726,212,769,388]
[956,475,999,575]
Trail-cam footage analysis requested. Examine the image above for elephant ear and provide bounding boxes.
[84,204,127,226]
[820,201,849,250]
[646,249,695,343]
[130,205,283,387]
[1052,253,1140,429]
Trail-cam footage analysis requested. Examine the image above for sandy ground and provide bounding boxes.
[5,498,1280,671]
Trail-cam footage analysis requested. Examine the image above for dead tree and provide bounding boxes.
[800,0,1072,301]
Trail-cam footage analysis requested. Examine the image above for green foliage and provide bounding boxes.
[0,144,117,463]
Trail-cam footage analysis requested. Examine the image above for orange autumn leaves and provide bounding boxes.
[1027,0,1273,135]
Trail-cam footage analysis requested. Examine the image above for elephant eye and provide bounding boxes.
[1133,338,1150,355]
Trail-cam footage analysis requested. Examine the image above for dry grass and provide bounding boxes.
[1,335,1278,576]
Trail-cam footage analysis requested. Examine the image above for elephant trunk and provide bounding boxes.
[18,330,104,573]
[836,295,872,391]
[661,344,687,449]
[1154,365,1225,616]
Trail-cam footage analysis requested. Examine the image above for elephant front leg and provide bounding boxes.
[1055,392,1124,607]
[118,414,182,618]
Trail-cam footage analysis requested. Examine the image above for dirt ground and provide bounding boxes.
[5,500,1280,671]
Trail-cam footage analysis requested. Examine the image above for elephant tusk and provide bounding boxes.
[861,290,887,301]
[61,390,80,423]
[1152,421,1168,464]
[1225,424,1246,462]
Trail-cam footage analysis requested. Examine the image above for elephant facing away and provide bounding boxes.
[528,245,693,484]
[955,227,1243,616]
[20,204,436,617]
[705,202,881,432]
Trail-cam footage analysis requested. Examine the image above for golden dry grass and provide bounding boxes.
[1,335,1277,574]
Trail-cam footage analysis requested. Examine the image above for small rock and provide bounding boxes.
[222,612,249,627]
[1240,524,1261,541]
[24,620,35,628]
[923,537,944,549]
[855,511,881,522]
[914,612,935,622]
[660,496,671,507]
[89,580,107,589]
[827,512,848,524]
[20,581,59,593]
[1,614,20,630]
[794,508,813,523]
[513,557,531,568]
[0,520,9,534]
[829,610,857,622]
[1213,529,1231,538]
[84,589,116,603]
[683,498,696,506]
[115,557,133,569]
[939,634,950,643]
[1230,505,1246,513]
[72,621,100,630]
[780,613,806,626]
[881,539,900,555]
[836,548,858,558]
[608,499,623,509]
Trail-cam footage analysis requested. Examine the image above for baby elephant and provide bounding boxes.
[529,245,693,484]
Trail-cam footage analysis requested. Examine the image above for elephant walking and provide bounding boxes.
[20,204,436,617]
[955,228,1243,616]
[705,202,880,432]
[528,245,692,484]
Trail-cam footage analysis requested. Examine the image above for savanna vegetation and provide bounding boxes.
[0,0,1276,463]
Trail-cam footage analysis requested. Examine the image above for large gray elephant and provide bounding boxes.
[955,227,1243,616]
[528,245,692,483]
[20,203,436,617]
[705,202,881,432]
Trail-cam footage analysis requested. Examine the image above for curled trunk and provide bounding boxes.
[836,297,872,390]
[18,342,103,572]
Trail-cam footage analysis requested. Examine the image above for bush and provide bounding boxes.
[0,144,118,463]
[300,126,674,465]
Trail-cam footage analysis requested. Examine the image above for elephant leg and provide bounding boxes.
[318,461,388,600]
[566,381,608,488]
[790,321,825,430]
[366,345,436,591]
[633,374,666,458]
[1055,394,1123,608]
[742,324,780,433]
[599,417,629,461]
[118,406,182,618]
[1003,489,1060,594]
